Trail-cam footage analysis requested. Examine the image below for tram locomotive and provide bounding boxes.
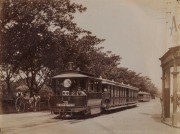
[49,67,139,117]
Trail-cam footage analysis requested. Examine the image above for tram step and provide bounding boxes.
[109,103,136,110]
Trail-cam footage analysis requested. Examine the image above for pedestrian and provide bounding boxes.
[160,95,164,120]
[16,89,23,97]
[171,95,173,103]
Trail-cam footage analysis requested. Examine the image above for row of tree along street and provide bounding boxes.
[0,0,158,102]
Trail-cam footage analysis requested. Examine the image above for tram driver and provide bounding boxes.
[77,87,86,96]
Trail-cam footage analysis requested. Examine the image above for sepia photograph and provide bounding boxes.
[0,0,180,134]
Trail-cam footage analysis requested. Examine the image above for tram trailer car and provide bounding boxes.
[138,91,151,102]
[101,79,139,112]
[49,69,139,118]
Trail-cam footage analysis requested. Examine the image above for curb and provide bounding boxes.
[161,120,180,129]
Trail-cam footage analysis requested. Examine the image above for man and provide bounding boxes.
[77,87,86,96]
[160,95,164,119]
[16,89,23,97]
[29,93,41,111]
[171,95,173,103]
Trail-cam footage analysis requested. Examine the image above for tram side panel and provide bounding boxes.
[101,83,138,110]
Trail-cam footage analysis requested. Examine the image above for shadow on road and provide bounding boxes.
[140,113,161,123]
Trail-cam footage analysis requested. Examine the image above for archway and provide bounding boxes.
[160,46,180,125]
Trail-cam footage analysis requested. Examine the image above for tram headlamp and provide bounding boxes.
[63,79,72,87]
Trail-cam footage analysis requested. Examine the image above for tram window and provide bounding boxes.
[127,89,129,97]
[88,81,95,92]
[116,87,117,95]
[113,86,115,96]
[121,87,124,97]
[132,91,134,97]
[114,86,116,97]
[114,86,117,97]
[107,85,110,92]
[88,81,93,92]
[125,88,126,97]
[120,87,121,97]
[95,81,100,92]
[132,90,133,97]
[111,85,114,97]
[102,84,107,92]
[122,88,124,97]
[102,84,105,90]
[79,79,86,90]
[117,87,119,97]
[121,87,123,97]
[123,88,125,97]
[126,89,128,97]
[93,82,97,92]
[131,90,133,97]
[88,81,100,92]
[129,90,131,97]
[120,87,122,97]
[108,85,111,91]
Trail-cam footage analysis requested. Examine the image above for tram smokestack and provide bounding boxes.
[68,62,73,70]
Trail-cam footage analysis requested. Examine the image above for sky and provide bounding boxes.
[72,0,170,89]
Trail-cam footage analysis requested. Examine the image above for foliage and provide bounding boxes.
[0,0,158,97]
[0,0,104,96]
[0,63,19,96]
[86,49,121,78]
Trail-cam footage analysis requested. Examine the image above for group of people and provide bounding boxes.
[16,90,41,111]
[71,87,86,96]
[70,87,109,96]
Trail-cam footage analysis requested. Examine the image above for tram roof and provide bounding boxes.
[52,70,101,81]
[101,78,139,90]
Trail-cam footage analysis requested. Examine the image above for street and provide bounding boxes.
[0,99,180,134]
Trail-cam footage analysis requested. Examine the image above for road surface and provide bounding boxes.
[0,99,180,134]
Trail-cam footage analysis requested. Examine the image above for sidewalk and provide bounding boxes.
[162,103,180,128]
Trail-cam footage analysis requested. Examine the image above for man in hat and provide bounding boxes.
[77,87,86,96]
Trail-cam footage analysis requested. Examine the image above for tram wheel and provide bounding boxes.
[81,107,91,118]
[101,107,106,114]
[85,107,91,117]
[15,97,25,113]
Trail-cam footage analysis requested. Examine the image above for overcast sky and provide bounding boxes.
[73,0,169,89]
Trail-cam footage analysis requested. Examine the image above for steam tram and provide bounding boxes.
[49,69,139,117]
[138,91,151,102]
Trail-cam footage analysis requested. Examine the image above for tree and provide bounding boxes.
[0,63,19,96]
[0,0,104,96]
[0,0,158,97]
[85,49,121,79]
